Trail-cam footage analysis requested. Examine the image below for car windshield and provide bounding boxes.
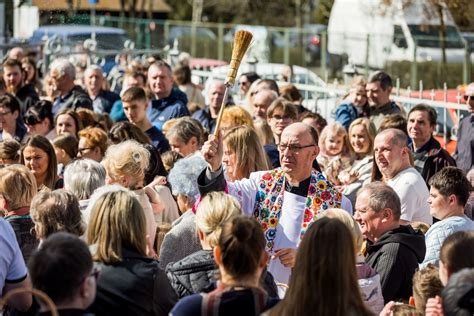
[408,25,464,48]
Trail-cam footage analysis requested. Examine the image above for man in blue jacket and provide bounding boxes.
[147,61,189,131]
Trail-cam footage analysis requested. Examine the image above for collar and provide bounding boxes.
[285,175,311,196]
[410,136,439,153]
[5,207,30,217]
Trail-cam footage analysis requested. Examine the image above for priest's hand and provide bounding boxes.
[273,248,296,268]
[202,132,223,172]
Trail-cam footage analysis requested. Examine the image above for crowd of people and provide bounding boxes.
[0,46,473,316]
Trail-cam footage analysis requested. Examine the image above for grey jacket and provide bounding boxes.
[159,211,202,270]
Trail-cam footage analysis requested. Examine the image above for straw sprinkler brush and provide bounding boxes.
[213,30,253,137]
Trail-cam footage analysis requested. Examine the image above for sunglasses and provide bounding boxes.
[464,95,474,102]
[24,114,42,126]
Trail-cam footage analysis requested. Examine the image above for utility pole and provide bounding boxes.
[192,0,203,22]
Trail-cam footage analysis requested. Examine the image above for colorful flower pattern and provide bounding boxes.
[254,168,341,252]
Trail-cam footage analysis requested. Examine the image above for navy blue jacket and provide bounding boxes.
[149,88,189,131]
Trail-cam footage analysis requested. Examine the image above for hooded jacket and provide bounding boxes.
[365,225,426,303]
[149,88,189,131]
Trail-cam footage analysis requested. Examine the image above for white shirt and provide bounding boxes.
[387,167,432,225]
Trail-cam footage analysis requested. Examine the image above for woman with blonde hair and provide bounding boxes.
[0,164,38,262]
[101,140,158,250]
[222,126,270,181]
[340,118,377,205]
[320,209,384,314]
[87,189,177,315]
[166,192,241,298]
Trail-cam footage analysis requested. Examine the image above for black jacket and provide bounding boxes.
[365,225,426,303]
[410,137,456,185]
[88,247,177,316]
[52,85,93,115]
[166,250,279,299]
[16,83,39,114]
[166,249,217,298]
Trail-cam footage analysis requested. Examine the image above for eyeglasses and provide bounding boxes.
[464,95,474,102]
[239,81,249,86]
[78,147,93,154]
[271,115,292,121]
[278,143,316,152]
[0,110,11,117]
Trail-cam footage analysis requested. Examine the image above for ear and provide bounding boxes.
[197,229,205,242]
[12,110,19,120]
[119,175,131,188]
[381,208,393,222]
[213,246,222,267]
[447,194,457,206]
[79,275,92,300]
[312,145,320,158]
[189,136,198,147]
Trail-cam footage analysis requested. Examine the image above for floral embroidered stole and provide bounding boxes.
[253,168,342,252]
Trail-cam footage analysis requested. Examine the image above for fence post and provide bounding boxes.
[463,40,471,84]
[396,78,400,97]
[164,21,170,47]
[365,34,370,77]
[191,23,197,57]
[218,23,224,61]
[284,28,290,66]
[321,31,327,80]
[443,82,448,149]
[410,41,417,90]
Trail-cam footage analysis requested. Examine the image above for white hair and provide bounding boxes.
[168,155,207,203]
[64,159,106,200]
[50,58,76,80]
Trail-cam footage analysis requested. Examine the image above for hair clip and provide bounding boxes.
[132,152,141,163]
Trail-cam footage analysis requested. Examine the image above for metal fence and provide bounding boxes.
[54,14,473,90]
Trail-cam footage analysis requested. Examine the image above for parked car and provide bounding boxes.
[167,26,217,46]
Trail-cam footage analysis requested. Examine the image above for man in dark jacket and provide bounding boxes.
[84,65,120,114]
[2,58,39,114]
[454,82,474,173]
[148,61,189,131]
[49,58,93,115]
[355,182,426,303]
[407,103,456,185]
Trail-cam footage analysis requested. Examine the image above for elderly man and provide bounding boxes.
[454,82,474,173]
[200,122,342,292]
[148,61,189,131]
[374,128,432,224]
[84,65,120,114]
[366,71,401,130]
[192,81,229,133]
[2,58,38,114]
[252,89,279,120]
[355,182,426,303]
[49,58,92,115]
[407,103,456,184]
[421,167,474,267]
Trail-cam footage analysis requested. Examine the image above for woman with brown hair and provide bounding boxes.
[222,125,270,181]
[77,126,108,162]
[87,188,177,316]
[20,134,61,190]
[268,217,373,316]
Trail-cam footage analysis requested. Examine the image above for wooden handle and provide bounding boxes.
[213,85,231,137]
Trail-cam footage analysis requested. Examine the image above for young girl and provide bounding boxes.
[317,122,354,185]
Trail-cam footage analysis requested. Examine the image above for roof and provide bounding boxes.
[33,25,126,36]
[32,0,171,13]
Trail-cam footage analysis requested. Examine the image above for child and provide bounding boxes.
[53,133,78,177]
[317,122,354,185]
[335,76,370,130]
[122,87,170,154]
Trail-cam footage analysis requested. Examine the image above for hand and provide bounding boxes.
[149,175,167,186]
[425,296,444,316]
[272,248,296,268]
[379,301,395,316]
[144,186,164,215]
[201,133,223,172]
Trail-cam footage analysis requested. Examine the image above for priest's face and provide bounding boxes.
[279,123,319,180]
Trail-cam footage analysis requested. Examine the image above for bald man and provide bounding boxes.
[199,122,342,295]
[453,82,474,173]
[252,90,278,120]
